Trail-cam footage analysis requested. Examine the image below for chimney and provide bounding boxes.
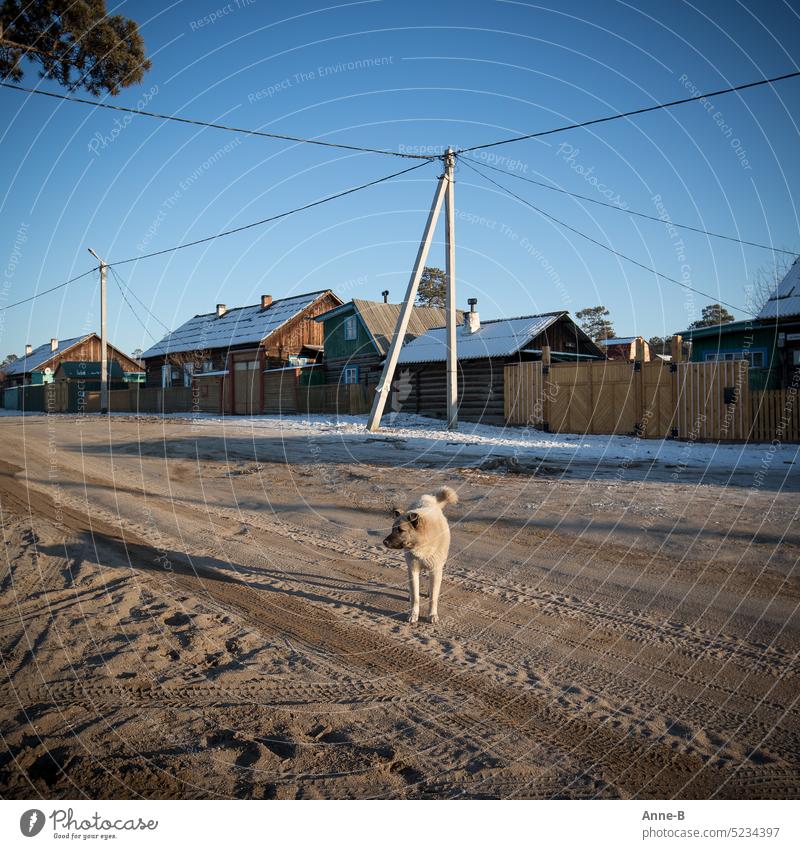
[464,298,480,334]
[216,304,227,318]
[25,344,32,356]
[261,294,273,309]
[50,338,58,352]
[381,290,389,303]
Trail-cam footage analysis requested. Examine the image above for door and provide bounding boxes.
[234,358,261,415]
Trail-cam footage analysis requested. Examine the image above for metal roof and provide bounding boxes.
[141,290,336,358]
[757,257,800,320]
[3,335,91,375]
[316,299,462,356]
[352,299,462,356]
[397,312,564,364]
[599,336,637,346]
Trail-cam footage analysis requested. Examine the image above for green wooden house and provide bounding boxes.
[315,298,460,388]
[680,257,800,390]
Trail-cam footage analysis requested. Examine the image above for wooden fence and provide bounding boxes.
[296,383,371,415]
[506,358,758,441]
[750,388,800,443]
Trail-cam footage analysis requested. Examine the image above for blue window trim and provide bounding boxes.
[703,347,769,366]
[343,365,359,384]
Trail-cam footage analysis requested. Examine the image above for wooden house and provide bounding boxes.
[0,334,141,389]
[314,298,459,387]
[681,257,800,390]
[140,290,341,415]
[599,336,651,362]
[394,306,604,424]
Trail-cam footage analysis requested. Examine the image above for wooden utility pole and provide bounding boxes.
[88,248,108,414]
[366,158,450,432]
[444,147,458,430]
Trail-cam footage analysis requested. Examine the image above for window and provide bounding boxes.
[204,359,214,373]
[343,366,359,385]
[705,350,765,367]
[793,349,800,366]
[343,316,358,341]
[161,364,172,388]
[183,363,194,386]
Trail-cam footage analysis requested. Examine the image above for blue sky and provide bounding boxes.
[2,0,799,359]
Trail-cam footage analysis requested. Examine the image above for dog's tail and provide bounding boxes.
[435,486,458,508]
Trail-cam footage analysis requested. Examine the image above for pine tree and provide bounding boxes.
[1,1,151,96]
[575,305,615,341]
[415,267,447,308]
[688,304,735,329]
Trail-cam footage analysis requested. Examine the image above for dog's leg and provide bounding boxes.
[407,561,420,624]
[429,567,443,625]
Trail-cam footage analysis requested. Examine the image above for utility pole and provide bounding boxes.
[444,147,458,430]
[366,155,450,432]
[88,248,108,414]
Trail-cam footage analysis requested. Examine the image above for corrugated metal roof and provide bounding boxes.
[397,313,564,364]
[599,336,637,346]
[141,291,334,358]
[757,257,800,320]
[351,299,463,356]
[4,335,91,375]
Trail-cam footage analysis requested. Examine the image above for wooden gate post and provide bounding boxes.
[541,345,551,431]
[633,337,645,436]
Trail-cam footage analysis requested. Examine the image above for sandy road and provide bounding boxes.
[0,414,798,799]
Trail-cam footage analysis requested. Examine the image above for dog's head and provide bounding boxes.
[383,509,422,550]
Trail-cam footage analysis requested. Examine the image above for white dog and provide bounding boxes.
[383,486,458,624]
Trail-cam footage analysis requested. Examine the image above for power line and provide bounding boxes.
[457,71,800,154]
[459,157,754,317]
[0,267,98,311]
[107,159,434,267]
[464,156,797,255]
[108,265,158,342]
[108,268,171,333]
[0,80,437,160]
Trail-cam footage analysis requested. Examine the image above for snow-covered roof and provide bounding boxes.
[3,335,91,375]
[397,313,564,364]
[757,257,800,321]
[141,291,335,358]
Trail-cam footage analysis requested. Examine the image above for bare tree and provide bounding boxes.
[747,253,796,314]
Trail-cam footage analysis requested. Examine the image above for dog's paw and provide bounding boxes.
[429,614,440,625]
[407,612,419,624]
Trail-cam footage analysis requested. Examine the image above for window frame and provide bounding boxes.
[343,365,359,385]
[343,315,358,341]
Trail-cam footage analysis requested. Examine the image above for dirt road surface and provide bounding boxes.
[1,414,798,799]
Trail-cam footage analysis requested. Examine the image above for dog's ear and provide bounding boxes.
[407,511,420,528]
[393,509,402,518]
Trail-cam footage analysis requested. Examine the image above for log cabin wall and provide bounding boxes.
[324,352,385,387]
[394,357,518,425]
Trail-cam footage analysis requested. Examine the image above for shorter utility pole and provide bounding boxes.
[88,248,108,414]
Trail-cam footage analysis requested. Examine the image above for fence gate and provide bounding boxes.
[504,361,543,426]
[676,360,750,441]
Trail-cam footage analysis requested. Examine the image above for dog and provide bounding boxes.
[383,486,458,624]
